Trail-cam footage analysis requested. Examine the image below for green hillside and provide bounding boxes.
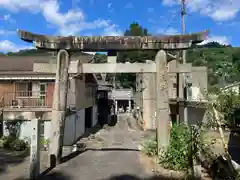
[187,44,240,92]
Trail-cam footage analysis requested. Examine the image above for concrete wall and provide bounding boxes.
[3,120,50,144]
[170,105,206,125]
[168,60,208,99]
[135,61,208,130]
[75,76,97,110]
[143,105,207,130]
[63,109,85,146]
[67,78,76,107]
[3,109,86,146]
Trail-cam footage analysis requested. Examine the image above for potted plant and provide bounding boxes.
[40,138,50,151]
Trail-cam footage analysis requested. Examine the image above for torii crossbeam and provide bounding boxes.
[17,29,209,51]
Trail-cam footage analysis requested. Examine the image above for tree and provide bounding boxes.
[117,22,156,89]
[187,43,240,92]
[93,53,107,63]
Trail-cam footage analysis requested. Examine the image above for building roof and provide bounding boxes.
[0,55,99,85]
[0,55,93,72]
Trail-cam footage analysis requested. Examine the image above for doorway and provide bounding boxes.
[85,106,93,129]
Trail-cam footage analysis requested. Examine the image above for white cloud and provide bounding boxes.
[156,27,179,35]
[199,35,230,45]
[0,0,121,36]
[103,24,123,36]
[0,0,40,12]
[162,0,240,21]
[40,0,84,27]
[0,40,33,52]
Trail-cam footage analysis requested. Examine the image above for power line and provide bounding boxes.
[163,10,181,34]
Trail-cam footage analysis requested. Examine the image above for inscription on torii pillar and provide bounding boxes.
[17,29,209,168]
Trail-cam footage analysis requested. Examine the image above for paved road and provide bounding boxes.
[2,115,159,180]
[45,115,154,180]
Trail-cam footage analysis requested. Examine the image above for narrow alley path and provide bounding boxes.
[46,114,154,180]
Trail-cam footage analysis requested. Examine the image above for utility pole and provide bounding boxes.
[181,0,188,125]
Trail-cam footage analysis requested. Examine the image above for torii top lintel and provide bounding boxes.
[17,29,209,51]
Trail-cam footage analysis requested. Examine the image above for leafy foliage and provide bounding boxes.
[188,45,240,92]
[4,120,23,137]
[116,22,157,89]
[93,53,107,63]
[141,123,215,173]
[159,124,191,171]
[9,138,29,151]
[141,136,158,156]
[40,138,50,147]
[0,120,28,151]
[213,90,240,126]
[0,136,29,151]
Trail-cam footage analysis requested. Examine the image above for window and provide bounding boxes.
[15,82,32,96]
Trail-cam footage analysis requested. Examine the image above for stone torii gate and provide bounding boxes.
[17,29,208,171]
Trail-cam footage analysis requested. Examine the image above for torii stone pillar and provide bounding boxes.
[155,50,170,154]
[49,49,70,166]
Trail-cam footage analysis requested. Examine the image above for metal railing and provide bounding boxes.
[0,91,53,108]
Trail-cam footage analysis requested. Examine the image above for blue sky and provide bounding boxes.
[0,0,240,52]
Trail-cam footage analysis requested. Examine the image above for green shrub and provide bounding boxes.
[0,136,29,151]
[1,135,17,149]
[214,90,240,126]
[141,123,215,172]
[9,139,29,151]
[141,136,158,156]
[159,124,191,171]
